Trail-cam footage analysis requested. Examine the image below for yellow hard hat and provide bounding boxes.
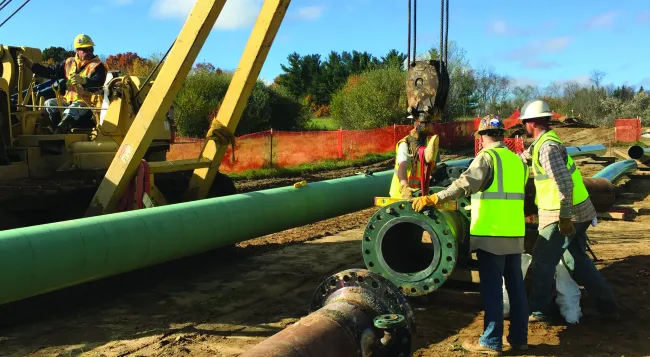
[73,34,95,49]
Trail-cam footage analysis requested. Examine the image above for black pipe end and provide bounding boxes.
[628,145,645,160]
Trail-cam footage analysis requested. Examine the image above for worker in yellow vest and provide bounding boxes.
[389,112,440,199]
[412,115,529,354]
[519,99,618,323]
[18,34,107,134]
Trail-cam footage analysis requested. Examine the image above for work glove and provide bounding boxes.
[17,54,33,69]
[424,135,439,164]
[411,193,438,212]
[68,73,87,86]
[558,217,576,236]
[400,183,417,200]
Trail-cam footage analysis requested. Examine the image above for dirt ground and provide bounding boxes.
[2,126,649,357]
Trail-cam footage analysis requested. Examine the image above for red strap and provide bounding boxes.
[418,146,433,194]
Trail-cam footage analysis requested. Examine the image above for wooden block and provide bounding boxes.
[597,211,627,220]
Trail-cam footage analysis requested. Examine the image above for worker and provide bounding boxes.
[389,112,440,200]
[17,34,107,134]
[412,115,529,355]
[518,99,619,323]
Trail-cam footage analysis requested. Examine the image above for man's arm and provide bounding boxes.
[30,60,66,80]
[396,142,410,186]
[436,153,493,203]
[82,63,107,89]
[539,143,573,218]
[519,144,532,164]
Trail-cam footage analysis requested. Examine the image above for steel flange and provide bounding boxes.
[361,196,459,296]
[310,269,416,334]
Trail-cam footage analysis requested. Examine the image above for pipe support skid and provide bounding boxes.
[0,171,395,306]
[627,145,650,163]
[240,269,415,357]
[362,187,470,296]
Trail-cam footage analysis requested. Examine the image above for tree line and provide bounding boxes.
[40,43,650,136]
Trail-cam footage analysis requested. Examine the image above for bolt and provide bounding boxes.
[386,208,394,214]
[443,229,449,235]
[423,211,429,216]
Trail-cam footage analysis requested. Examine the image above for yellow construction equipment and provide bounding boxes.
[0,0,449,229]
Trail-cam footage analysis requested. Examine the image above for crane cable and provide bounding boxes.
[0,0,30,29]
[0,0,13,13]
[408,0,448,65]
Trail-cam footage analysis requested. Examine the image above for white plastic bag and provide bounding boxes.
[555,262,583,324]
[503,253,533,317]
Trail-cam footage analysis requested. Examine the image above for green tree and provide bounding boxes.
[330,66,407,129]
[42,46,75,63]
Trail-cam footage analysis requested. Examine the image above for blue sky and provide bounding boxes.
[2,0,649,90]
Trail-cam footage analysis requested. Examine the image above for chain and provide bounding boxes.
[413,0,417,60]
[407,0,411,65]
[445,0,449,63]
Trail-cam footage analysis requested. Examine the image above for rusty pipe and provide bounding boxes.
[240,269,416,357]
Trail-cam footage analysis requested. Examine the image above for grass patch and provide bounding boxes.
[612,140,646,147]
[229,152,394,180]
[455,116,477,122]
[302,117,339,131]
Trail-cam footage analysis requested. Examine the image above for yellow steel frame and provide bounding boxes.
[184,0,291,200]
[85,0,229,216]
[373,197,458,211]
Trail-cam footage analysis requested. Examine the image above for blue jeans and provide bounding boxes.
[476,249,528,349]
[529,221,618,319]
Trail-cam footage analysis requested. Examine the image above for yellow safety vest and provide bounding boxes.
[470,148,528,238]
[389,135,435,198]
[63,55,103,105]
[531,130,589,210]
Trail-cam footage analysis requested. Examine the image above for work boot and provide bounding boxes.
[503,336,529,351]
[54,114,74,134]
[461,340,502,356]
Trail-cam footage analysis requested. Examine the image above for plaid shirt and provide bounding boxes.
[520,130,596,229]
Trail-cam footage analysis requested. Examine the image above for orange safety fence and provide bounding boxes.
[168,120,479,173]
[614,118,642,143]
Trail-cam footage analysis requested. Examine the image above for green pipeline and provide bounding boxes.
[0,146,596,306]
[0,170,400,306]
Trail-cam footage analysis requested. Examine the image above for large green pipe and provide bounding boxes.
[0,170,397,306]
[0,145,605,306]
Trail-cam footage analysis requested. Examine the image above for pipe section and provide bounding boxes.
[0,171,395,306]
[628,145,650,163]
[0,144,610,305]
[566,144,607,158]
[240,269,415,357]
[592,159,638,184]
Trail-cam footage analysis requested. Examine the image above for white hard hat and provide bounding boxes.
[519,99,552,121]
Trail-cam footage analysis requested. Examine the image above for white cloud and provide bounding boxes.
[295,6,325,20]
[487,20,509,35]
[554,74,592,87]
[150,0,264,30]
[581,10,621,30]
[511,77,539,88]
[503,37,573,70]
[638,11,650,24]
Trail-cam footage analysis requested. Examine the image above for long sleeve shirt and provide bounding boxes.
[436,141,524,255]
[30,57,107,90]
[519,130,596,230]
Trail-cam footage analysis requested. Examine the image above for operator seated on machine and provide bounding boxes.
[17,34,107,134]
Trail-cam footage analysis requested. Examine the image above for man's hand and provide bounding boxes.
[68,74,87,86]
[17,54,33,69]
[558,217,576,236]
[411,193,438,212]
[400,183,417,200]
